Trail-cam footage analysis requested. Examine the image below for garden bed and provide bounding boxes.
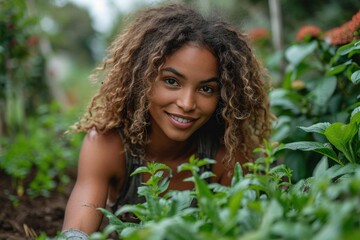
[0,169,75,239]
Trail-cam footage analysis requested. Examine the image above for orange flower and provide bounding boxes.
[296,25,322,42]
[248,27,270,42]
[324,10,360,45]
[291,80,305,91]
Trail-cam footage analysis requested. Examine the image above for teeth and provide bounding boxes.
[171,115,191,123]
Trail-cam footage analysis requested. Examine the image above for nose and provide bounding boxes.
[176,88,196,112]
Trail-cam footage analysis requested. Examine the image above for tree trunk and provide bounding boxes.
[269,0,283,51]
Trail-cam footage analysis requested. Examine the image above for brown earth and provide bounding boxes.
[0,169,75,240]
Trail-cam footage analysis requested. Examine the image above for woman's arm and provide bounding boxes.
[62,129,125,236]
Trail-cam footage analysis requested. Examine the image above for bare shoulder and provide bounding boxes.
[78,128,125,180]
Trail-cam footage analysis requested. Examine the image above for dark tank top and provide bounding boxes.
[109,131,219,215]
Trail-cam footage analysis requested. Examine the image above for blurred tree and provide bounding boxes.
[0,0,98,137]
[25,0,102,111]
[32,0,98,66]
[0,0,50,136]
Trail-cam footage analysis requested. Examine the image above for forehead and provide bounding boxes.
[162,44,219,79]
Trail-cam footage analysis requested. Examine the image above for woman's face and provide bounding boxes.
[149,44,219,142]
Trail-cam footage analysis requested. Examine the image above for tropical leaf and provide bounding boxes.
[284,141,341,165]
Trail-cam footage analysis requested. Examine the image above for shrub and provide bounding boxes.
[271,34,359,179]
[89,147,360,240]
[0,102,83,204]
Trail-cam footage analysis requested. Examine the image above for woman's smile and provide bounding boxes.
[167,113,197,129]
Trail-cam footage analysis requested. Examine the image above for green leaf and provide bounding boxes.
[131,166,150,176]
[284,141,335,157]
[346,63,358,80]
[193,173,221,225]
[183,176,194,182]
[145,193,162,221]
[164,219,198,240]
[270,89,301,114]
[152,163,172,172]
[198,197,220,225]
[197,158,216,167]
[259,200,283,233]
[228,190,243,217]
[324,122,357,154]
[270,98,301,114]
[351,70,360,84]
[285,41,317,65]
[350,109,360,123]
[336,41,360,56]
[324,163,359,179]
[271,117,292,142]
[299,122,331,134]
[193,173,213,199]
[313,156,328,178]
[271,221,312,239]
[177,163,198,173]
[97,208,131,235]
[199,171,215,180]
[311,76,337,106]
[284,141,340,164]
[269,164,293,180]
[137,186,149,196]
[166,191,193,217]
[115,204,147,220]
[231,162,243,186]
[350,107,360,122]
[158,178,170,194]
[326,60,351,76]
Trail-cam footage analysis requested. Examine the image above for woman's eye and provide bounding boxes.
[164,78,178,86]
[200,86,214,94]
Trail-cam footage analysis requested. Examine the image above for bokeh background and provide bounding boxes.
[1,0,358,135]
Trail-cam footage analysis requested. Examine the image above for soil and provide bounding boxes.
[0,169,76,240]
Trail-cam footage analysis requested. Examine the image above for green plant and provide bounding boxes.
[270,35,360,179]
[284,106,360,165]
[0,102,83,203]
[87,139,360,240]
[0,0,49,135]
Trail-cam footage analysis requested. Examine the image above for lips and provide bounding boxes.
[170,115,192,123]
[167,113,196,128]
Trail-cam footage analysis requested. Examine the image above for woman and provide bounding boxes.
[62,3,272,239]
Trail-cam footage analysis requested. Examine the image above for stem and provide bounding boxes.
[347,141,356,164]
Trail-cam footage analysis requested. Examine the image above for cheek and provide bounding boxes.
[149,86,174,108]
[201,97,219,115]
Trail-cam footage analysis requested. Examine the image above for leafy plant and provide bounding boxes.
[284,105,360,166]
[0,0,49,135]
[0,102,83,203]
[271,37,360,179]
[87,139,360,240]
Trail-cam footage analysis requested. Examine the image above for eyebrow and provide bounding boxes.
[162,67,218,84]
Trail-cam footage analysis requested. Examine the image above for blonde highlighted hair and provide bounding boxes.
[71,3,273,167]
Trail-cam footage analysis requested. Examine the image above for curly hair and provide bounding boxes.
[71,3,273,167]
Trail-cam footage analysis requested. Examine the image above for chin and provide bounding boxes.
[166,132,194,142]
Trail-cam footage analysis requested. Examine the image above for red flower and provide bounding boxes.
[296,25,322,42]
[27,35,39,47]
